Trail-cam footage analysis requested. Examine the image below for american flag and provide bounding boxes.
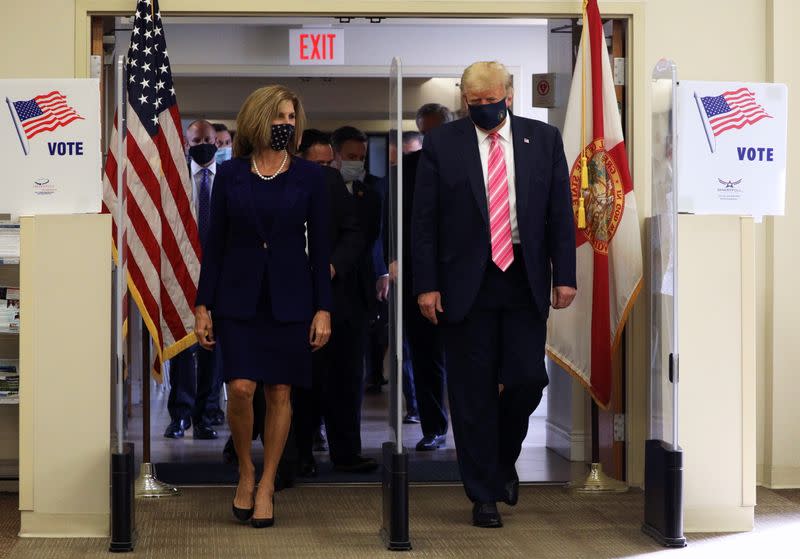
[102,0,201,379]
[11,91,83,139]
[700,87,772,137]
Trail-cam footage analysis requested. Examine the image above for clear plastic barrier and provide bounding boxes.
[649,59,678,447]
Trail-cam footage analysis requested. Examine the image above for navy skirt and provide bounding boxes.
[215,276,312,388]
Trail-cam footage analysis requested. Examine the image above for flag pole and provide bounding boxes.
[564,0,627,494]
[5,98,30,155]
[133,0,179,499]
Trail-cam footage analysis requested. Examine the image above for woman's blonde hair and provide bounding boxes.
[233,85,307,158]
[460,61,513,97]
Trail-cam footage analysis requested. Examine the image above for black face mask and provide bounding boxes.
[188,143,217,166]
[468,98,508,131]
[271,123,295,151]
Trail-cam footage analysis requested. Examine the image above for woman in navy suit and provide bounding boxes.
[194,85,332,528]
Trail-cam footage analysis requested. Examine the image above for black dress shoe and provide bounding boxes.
[163,418,190,439]
[193,424,218,440]
[403,413,421,424]
[333,456,379,473]
[415,434,446,451]
[297,456,317,478]
[209,410,225,426]
[472,502,503,528]
[503,478,520,507]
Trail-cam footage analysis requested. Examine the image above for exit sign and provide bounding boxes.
[289,29,345,65]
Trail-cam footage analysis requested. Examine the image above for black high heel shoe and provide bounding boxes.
[250,496,274,528]
[232,490,254,523]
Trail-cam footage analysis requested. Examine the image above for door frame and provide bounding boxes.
[76,0,649,487]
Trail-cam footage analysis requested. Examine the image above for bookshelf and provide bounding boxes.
[0,232,19,487]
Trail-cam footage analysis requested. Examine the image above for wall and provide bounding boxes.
[763,0,800,489]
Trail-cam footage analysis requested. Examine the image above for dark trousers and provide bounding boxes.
[441,247,548,504]
[367,299,389,386]
[323,318,367,464]
[167,344,223,426]
[405,303,448,437]
[293,347,328,461]
[401,338,418,414]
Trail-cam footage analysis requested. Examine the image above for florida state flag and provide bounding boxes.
[546,0,643,409]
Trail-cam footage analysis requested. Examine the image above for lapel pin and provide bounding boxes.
[524,138,530,144]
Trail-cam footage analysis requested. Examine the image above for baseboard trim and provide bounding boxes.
[546,419,585,462]
[684,506,754,533]
[761,466,800,489]
[19,512,109,538]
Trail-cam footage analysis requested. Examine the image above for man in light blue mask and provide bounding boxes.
[213,122,233,164]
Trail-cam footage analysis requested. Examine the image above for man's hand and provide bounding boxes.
[376,276,390,302]
[551,286,577,309]
[330,264,336,279]
[417,291,443,325]
[388,260,398,283]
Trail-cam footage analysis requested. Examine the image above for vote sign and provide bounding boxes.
[676,80,787,216]
[289,29,344,66]
[0,79,101,217]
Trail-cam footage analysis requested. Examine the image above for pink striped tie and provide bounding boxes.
[487,132,514,271]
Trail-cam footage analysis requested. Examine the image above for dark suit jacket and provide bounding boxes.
[350,174,382,315]
[196,156,332,322]
[412,115,576,322]
[382,151,421,309]
[323,165,365,321]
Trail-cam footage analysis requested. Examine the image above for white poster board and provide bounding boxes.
[676,80,787,217]
[0,79,101,217]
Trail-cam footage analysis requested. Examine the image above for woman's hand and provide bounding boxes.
[194,305,216,350]
[309,310,332,352]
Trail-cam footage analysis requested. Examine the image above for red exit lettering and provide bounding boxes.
[299,33,337,61]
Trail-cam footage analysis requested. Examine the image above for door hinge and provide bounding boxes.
[613,57,625,86]
[613,413,625,442]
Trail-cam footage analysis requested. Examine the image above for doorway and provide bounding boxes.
[97,12,632,488]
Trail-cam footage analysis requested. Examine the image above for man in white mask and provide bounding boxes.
[213,122,233,164]
[322,126,383,473]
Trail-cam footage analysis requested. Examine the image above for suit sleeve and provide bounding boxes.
[308,166,333,312]
[195,164,228,309]
[411,133,440,296]
[547,128,577,289]
[329,177,364,279]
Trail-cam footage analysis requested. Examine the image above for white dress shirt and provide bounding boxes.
[474,117,520,243]
[190,159,216,218]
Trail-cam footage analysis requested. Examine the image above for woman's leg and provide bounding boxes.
[228,379,257,509]
[254,383,292,519]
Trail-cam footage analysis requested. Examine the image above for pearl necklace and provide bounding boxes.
[252,150,288,181]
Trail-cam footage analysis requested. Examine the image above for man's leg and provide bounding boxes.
[165,347,196,438]
[441,309,504,504]
[193,345,221,437]
[325,320,371,468]
[407,306,448,438]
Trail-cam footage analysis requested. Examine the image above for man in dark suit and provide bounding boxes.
[412,62,576,528]
[294,129,365,476]
[322,125,382,473]
[164,119,224,440]
[384,104,454,450]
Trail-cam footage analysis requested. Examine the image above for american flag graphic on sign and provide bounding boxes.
[102,0,201,379]
[11,91,83,139]
[700,88,772,137]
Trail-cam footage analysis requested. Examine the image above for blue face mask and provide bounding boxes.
[215,146,232,164]
[468,98,508,131]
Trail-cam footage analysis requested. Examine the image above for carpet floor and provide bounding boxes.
[1,485,799,558]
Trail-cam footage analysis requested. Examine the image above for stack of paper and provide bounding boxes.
[0,222,20,262]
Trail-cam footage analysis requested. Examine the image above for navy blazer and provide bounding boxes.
[195,156,332,322]
[411,115,576,322]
